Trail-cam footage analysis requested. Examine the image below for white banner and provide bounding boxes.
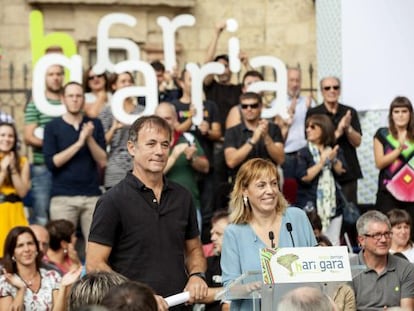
[260,246,352,284]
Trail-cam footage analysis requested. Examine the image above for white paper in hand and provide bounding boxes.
[165,291,190,307]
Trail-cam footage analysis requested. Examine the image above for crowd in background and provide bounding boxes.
[1,20,414,311]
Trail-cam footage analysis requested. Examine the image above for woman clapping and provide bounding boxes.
[295,114,346,246]
[0,226,81,310]
[0,122,30,255]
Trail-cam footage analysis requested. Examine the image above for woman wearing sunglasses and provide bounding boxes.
[100,72,144,190]
[82,66,111,119]
[295,114,346,246]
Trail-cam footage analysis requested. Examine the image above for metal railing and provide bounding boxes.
[0,62,31,118]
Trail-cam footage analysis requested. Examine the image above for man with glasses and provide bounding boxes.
[352,210,414,310]
[224,92,284,182]
[307,77,362,224]
[43,81,107,246]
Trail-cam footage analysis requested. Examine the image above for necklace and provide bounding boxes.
[19,271,38,287]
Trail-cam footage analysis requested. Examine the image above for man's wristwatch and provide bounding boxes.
[247,138,256,146]
[189,272,207,282]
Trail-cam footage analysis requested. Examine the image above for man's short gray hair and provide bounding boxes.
[277,286,334,311]
[356,210,391,236]
[319,76,341,89]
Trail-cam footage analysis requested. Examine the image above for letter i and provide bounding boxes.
[226,19,240,73]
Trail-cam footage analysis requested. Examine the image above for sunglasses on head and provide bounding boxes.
[241,103,260,110]
[88,73,105,81]
[323,85,340,91]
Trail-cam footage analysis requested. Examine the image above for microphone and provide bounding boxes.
[286,222,295,247]
[268,231,275,248]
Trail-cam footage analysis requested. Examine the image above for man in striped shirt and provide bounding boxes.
[24,64,64,225]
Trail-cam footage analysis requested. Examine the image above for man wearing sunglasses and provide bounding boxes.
[351,210,414,310]
[224,92,284,182]
[306,76,362,210]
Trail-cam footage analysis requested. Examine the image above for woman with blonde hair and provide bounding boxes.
[221,158,316,311]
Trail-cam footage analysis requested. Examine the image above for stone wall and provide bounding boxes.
[0,0,316,82]
[0,0,316,125]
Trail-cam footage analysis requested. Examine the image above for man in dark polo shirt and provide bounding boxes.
[86,115,208,311]
[352,210,414,310]
[224,92,284,182]
[306,76,362,205]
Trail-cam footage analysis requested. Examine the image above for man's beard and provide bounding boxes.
[46,85,62,95]
[289,89,300,98]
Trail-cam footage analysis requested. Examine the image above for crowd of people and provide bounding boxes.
[1,20,414,311]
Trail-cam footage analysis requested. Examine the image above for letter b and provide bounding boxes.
[29,10,77,67]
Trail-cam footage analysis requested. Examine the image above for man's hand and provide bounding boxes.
[259,119,270,138]
[239,51,249,67]
[339,110,352,132]
[250,120,267,144]
[184,275,208,304]
[198,120,210,136]
[171,143,188,159]
[215,21,226,35]
[154,295,169,311]
[78,121,95,145]
[184,144,197,161]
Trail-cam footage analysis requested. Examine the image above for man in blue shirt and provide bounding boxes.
[43,81,106,244]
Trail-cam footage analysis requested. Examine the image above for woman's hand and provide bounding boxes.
[398,132,407,150]
[2,269,26,290]
[60,266,82,288]
[67,243,81,268]
[319,148,330,165]
[328,145,339,161]
[0,154,12,172]
[111,119,124,131]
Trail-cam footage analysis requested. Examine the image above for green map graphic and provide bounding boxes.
[277,253,299,276]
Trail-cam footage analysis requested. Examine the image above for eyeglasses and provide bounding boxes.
[65,94,83,99]
[306,124,318,130]
[241,103,260,110]
[323,85,340,91]
[88,73,105,81]
[363,231,393,240]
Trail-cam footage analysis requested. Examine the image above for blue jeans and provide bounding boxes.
[30,165,52,225]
